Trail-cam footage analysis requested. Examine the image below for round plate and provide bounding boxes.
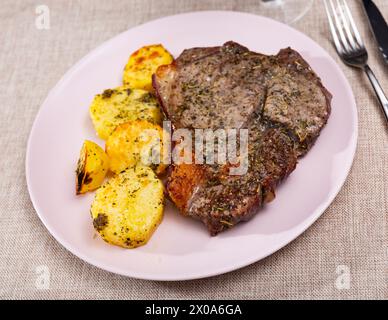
[26,11,358,280]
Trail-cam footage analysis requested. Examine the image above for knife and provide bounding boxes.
[362,0,388,64]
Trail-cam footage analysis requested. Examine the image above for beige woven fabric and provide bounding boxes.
[0,0,386,300]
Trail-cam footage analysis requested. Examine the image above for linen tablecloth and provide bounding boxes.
[0,0,386,299]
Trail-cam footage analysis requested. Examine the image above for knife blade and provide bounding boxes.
[362,0,388,64]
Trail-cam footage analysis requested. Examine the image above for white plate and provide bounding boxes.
[26,11,358,280]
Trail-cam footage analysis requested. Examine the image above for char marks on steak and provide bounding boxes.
[153,41,331,235]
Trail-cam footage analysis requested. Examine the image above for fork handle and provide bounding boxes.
[364,65,388,124]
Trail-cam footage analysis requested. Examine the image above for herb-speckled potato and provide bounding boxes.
[90,165,164,248]
[106,120,167,175]
[123,44,174,91]
[89,86,162,140]
[76,140,109,194]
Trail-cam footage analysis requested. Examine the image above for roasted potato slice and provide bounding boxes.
[76,140,109,194]
[90,165,164,248]
[89,86,162,140]
[123,44,173,91]
[106,120,167,175]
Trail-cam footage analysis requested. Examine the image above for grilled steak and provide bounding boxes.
[153,41,331,235]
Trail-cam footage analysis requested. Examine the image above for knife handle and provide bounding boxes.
[364,65,388,125]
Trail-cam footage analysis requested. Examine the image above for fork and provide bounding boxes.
[324,0,388,124]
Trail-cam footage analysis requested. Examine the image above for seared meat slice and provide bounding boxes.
[153,41,331,235]
[168,122,297,235]
[264,48,332,155]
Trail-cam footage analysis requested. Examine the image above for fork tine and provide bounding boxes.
[323,0,344,54]
[328,0,351,53]
[336,0,357,50]
[341,0,364,48]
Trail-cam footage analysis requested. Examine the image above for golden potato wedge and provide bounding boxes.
[76,140,109,194]
[123,44,174,91]
[106,120,167,175]
[89,86,162,140]
[90,165,164,248]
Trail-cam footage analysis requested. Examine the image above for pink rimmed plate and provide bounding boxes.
[26,11,358,280]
